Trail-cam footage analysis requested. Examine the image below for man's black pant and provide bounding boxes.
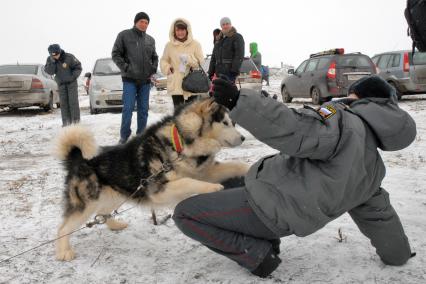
[58,81,80,126]
[173,178,279,271]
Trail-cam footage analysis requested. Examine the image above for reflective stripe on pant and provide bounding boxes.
[173,183,279,271]
[120,81,150,140]
[58,81,80,126]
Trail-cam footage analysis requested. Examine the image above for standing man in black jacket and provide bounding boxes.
[112,12,159,144]
[44,44,82,126]
[208,17,245,83]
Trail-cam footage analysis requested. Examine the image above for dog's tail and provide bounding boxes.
[54,124,98,161]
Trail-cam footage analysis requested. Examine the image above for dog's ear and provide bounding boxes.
[194,98,219,116]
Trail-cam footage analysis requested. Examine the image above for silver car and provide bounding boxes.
[0,64,59,111]
[202,56,262,92]
[85,58,123,114]
[372,50,426,99]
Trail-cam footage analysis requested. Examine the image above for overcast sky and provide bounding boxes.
[1,0,411,72]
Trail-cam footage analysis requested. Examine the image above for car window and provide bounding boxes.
[0,65,38,75]
[412,52,426,65]
[377,54,392,69]
[295,60,308,74]
[239,59,258,73]
[40,66,52,78]
[390,54,401,68]
[371,56,380,66]
[305,59,319,72]
[317,58,330,70]
[93,59,121,75]
[337,55,372,67]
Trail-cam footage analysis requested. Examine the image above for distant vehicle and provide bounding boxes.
[85,58,123,114]
[152,71,167,91]
[371,50,426,99]
[202,56,262,92]
[0,64,60,111]
[280,49,376,104]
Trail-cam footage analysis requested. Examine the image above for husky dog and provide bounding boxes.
[54,98,249,261]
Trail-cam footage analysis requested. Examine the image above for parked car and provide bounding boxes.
[371,50,426,99]
[280,49,376,104]
[85,58,123,114]
[152,71,167,91]
[202,56,262,92]
[0,64,59,111]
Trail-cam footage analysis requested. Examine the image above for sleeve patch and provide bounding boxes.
[318,105,337,119]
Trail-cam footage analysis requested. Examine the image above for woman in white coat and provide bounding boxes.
[160,18,204,109]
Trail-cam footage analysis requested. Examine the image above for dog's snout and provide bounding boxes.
[241,135,245,142]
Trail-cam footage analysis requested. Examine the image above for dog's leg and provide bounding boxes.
[56,204,97,261]
[202,161,250,183]
[149,178,224,205]
[97,187,128,231]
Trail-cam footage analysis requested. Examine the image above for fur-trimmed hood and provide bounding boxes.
[168,18,194,47]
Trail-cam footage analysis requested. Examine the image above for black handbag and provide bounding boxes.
[182,64,210,93]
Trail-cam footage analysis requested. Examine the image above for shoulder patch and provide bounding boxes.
[318,105,337,120]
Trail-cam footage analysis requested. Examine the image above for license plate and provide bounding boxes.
[347,74,365,81]
[3,81,23,88]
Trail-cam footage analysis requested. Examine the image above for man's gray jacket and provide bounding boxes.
[112,27,158,82]
[231,90,416,265]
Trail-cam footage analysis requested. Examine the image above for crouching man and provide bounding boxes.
[44,44,82,126]
[173,75,416,278]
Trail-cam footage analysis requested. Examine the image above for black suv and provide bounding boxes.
[280,49,377,104]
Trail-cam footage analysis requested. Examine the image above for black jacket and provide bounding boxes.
[112,27,159,83]
[208,27,245,77]
[44,51,82,85]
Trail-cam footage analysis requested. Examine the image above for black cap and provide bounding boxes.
[48,44,61,55]
[348,75,393,99]
[134,12,150,24]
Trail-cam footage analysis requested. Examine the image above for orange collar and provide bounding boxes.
[171,124,183,154]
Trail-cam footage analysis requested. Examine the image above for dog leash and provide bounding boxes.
[0,160,178,264]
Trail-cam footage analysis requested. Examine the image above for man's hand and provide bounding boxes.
[212,78,240,110]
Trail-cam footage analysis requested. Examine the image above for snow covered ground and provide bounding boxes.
[1,81,425,284]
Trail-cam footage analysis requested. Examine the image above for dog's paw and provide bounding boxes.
[206,183,224,193]
[107,219,128,231]
[56,249,75,261]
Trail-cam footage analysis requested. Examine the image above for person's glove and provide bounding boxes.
[212,78,240,110]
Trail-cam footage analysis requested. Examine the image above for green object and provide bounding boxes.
[250,42,258,57]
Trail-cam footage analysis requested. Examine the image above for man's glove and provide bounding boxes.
[212,78,240,110]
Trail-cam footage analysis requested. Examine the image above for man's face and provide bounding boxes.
[135,19,149,32]
[51,53,60,60]
[221,22,232,33]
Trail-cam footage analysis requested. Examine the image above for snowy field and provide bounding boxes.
[1,80,425,284]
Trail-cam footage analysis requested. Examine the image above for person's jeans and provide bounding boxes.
[120,81,150,141]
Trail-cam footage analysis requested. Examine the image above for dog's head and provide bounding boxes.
[176,98,245,147]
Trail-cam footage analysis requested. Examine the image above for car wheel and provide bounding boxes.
[311,87,323,105]
[388,81,402,100]
[281,86,293,103]
[89,103,98,115]
[43,93,54,111]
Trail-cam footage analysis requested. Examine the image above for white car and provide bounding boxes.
[0,64,59,111]
[85,58,123,114]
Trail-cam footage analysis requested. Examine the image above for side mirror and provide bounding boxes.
[84,72,92,79]
[287,69,294,75]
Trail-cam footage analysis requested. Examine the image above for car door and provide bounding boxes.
[302,58,320,97]
[376,54,392,80]
[286,60,308,97]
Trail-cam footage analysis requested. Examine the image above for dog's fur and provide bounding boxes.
[54,98,249,261]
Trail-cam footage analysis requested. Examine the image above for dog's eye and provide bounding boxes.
[223,121,229,126]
